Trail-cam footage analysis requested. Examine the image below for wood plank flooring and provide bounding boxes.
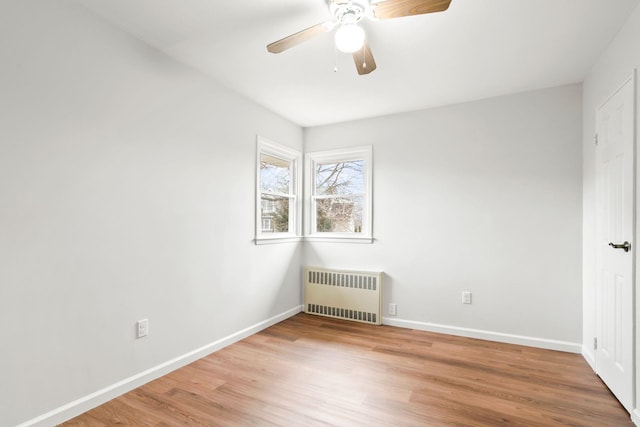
[61,313,633,426]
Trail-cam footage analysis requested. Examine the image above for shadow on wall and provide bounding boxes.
[262,243,305,316]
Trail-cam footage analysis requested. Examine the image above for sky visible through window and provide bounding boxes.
[316,160,364,196]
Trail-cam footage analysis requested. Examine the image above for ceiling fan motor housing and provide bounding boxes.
[330,0,371,24]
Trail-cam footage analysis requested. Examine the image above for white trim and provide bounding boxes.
[256,136,302,242]
[382,317,582,354]
[598,72,635,110]
[255,236,303,245]
[18,305,304,427]
[595,70,637,415]
[304,236,373,244]
[582,345,597,371]
[305,145,373,240]
[633,67,639,425]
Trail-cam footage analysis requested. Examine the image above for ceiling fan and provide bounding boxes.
[267,0,452,75]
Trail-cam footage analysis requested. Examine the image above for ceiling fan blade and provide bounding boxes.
[267,22,334,53]
[371,0,451,20]
[352,39,377,75]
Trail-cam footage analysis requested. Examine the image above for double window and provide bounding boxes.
[256,138,372,244]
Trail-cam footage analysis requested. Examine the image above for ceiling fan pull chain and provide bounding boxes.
[334,43,339,72]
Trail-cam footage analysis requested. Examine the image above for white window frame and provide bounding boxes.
[305,146,373,243]
[255,136,302,245]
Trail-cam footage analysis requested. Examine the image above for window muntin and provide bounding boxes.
[256,137,301,243]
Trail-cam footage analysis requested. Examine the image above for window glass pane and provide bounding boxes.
[260,154,291,194]
[316,160,364,196]
[261,195,290,233]
[316,196,363,233]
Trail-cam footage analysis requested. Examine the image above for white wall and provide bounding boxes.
[581,2,640,420]
[5,0,627,424]
[0,1,303,425]
[304,85,583,349]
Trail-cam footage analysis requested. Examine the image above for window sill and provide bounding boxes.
[255,236,303,245]
[303,236,374,244]
[255,235,375,245]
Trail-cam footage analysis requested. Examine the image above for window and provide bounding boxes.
[256,137,302,244]
[305,146,373,243]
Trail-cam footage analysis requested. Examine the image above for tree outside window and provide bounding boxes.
[315,160,364,233]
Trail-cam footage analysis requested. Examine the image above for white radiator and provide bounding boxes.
[304,267,383,325]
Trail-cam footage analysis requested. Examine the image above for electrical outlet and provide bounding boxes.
[389,303,397,316]
[137,319,149,338]
[462,291,472,304]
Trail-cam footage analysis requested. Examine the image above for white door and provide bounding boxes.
[595,73,635,414]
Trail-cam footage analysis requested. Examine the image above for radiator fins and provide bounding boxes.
[307,304,377,324]
[307,270,377,291]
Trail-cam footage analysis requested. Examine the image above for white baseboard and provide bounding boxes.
[633,409,640,426]
[382,317,582,354]
[18,305,304,427]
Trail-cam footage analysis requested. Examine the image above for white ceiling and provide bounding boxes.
[78,0,639,127]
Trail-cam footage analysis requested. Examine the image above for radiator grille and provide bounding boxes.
[307,304,377,323]
[304,267,383,325]
[307,270,378,290]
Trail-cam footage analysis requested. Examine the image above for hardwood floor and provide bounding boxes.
[62,313,633,426]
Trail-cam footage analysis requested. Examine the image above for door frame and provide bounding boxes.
[593,70,637,415]
[632,68,640,423]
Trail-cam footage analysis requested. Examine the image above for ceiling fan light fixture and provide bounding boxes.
[334,23,365,53]
[267,0,453,75]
